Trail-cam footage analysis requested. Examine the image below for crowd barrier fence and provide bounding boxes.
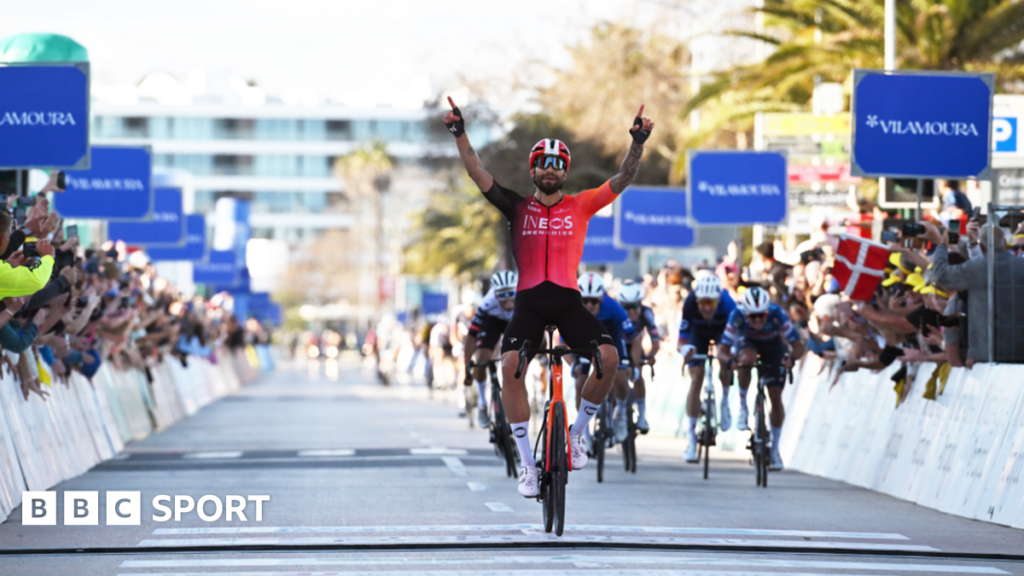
[0,346,267,524]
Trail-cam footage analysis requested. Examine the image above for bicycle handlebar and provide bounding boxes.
[514,340,604,380]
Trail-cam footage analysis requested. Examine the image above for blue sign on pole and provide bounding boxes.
[851,69,994,179]
[0,63,90,169]
[422,292,449,315]
[146,215,207,261]
[581,216,628,263]
[56,146,152,220]
[688,151,787,226]
[193,250,239,286]
[108,187,184,246]
[614,187,694,248]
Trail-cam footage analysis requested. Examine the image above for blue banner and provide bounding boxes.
[56,146,152,220]
[146,215,207,262]
[688,151,787,225]
[581,216,628,263]
[614,187,694,248]
[422,292,448,315]
[851,70,993,179]
[193,250,239,286]
[0,63,90,169]
[108,187,184,246]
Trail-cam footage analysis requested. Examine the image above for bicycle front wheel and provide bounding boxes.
[551,403,567,536]
[540,422,554,533]
[595,404,606,483]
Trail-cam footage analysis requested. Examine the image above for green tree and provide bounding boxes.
[679,0,1024,179]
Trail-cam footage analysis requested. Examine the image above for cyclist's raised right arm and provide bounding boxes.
[444,98,495,192]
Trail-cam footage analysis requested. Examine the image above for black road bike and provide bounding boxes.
[515,326,602,536]
[741,358,792,488]
[468,358,518,478]
[690,353,717,480]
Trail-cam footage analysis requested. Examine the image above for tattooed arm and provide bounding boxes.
[609,107,654,194]
[609,141,644,194]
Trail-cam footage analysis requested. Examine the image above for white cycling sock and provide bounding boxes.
[636,398,646,420]
[475,378,488,408]
[583,424,593,441]
[738,387,748,408]
[771,425,783,451]
[572,399,601,436]
[510,421,536,469]
[688,416,698,441]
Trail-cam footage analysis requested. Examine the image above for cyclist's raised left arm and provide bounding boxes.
[609,105,654,194]
[443,97,494,192]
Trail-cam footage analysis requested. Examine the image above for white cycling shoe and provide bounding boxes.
[770,450,784,471]
[569,432,588,470]
[736,404,750,431]
[518,465,540,497]
[476,407,491,429]
[613,412,628,443]
[719,399,732,431]
[684,441,698,463]
[636,415,650,434]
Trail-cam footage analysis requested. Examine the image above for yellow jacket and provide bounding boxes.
[0,255,54,298]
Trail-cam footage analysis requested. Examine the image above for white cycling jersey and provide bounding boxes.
[476,288,514,322]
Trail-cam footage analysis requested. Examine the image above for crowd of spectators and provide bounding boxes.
[0,191,265,402]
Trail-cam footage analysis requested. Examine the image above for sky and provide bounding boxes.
[2,0,729,112]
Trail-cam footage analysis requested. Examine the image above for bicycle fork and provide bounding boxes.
[545,362,572,472]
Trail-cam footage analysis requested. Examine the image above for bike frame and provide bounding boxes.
[545,348,572,472]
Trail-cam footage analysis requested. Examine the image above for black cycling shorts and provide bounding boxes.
[501,281,617,358]
[475,315,508,350]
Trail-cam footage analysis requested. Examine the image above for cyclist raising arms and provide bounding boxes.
[615,280,661,433]
[464,270,517,428]
[718,286,805,470]
[574,273,642,444]
[678,275,736,463]
[443,98,653,497]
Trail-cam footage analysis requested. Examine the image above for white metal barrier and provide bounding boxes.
[0,348,260,524]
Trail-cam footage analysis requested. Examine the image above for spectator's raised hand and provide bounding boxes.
[59,235,79,252]
[5,251,26,268]
[899,348,925,363]
[59,265,80,285]
[967,218,980,244]
[36,239,55,258]
[32,307,47,325]
[918,221,944,246]
[2,295,30,314]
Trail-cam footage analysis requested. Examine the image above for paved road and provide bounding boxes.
[2,356,1022,575]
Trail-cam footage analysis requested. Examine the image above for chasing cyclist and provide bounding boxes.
[443,97,653,497]
[464,270,517,428]
[718,286,805,471]
[615,280,660,434]
[573,273,642,446]
[679,274,736,463]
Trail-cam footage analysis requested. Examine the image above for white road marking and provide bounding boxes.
[136,535,939,552]
[182,451,243,459]
[467,482,489,491]
[297,449,355,457]
[484,502,513,512]
[410,447,469,455]
[119,555,1009,573]
[150,524,908,539]
[442,456,468,476]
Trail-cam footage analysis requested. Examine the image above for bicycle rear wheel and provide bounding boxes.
[758,396,769,488]
[702,427,710,480]
[595,403,607,483]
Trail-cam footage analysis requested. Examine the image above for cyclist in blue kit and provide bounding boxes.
[678,275,736,463]
[573,273,642,445]
[718,286,805,471]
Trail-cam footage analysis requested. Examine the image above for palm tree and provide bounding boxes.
[677,0,1024,181]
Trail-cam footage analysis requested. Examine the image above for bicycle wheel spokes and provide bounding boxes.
[552,403,567,537]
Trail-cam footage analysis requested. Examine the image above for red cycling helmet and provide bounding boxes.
[529,139,571,173]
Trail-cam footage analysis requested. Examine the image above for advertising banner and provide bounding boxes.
[0,63,90,169]
[581,215,628,263]
[614,187,693,248]
[851,69,994,179]
[107,187,184,246]
[56,146,152,220]
[193,250,239,286]
[688,151,787,225]
[146,215,207,262]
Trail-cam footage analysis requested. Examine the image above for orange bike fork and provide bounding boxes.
[545,362,572,472]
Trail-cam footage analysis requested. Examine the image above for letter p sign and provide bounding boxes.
[995,117,1017,153]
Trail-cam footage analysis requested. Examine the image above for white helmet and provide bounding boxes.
[693,275,722,300]
[490,270,518,291]
[578,273,605,298]
[742,286,771,314]
[616,281,644,305]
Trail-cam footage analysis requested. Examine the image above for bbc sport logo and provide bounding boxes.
[21,491,269,526]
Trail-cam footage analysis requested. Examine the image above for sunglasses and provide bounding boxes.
[746,312,768,321]
[1013,245,1024,253]
[496,290,516,299]
[582,298,602,306]
[533,156,566,170]
[697,298,719,307]
[622,303,640,310]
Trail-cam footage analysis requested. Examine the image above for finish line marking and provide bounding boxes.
[411,447,468,455]
[297,449,355,457]
[152,524,909,540]
[484,502,513,512]
[182,451,244,459]
[119,555,1009,574]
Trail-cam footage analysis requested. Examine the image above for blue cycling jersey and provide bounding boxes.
[630,304,661,343]
[595,294,638,343]
[721,302,800,347]
[678,289,736,343]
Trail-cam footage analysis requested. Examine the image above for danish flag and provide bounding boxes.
[832,234,891,301]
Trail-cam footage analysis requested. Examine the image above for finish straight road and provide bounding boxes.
[1,355,1022,575]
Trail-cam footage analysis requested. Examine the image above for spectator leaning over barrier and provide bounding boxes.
[925,221,1024,363]
[0,211,55,298]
